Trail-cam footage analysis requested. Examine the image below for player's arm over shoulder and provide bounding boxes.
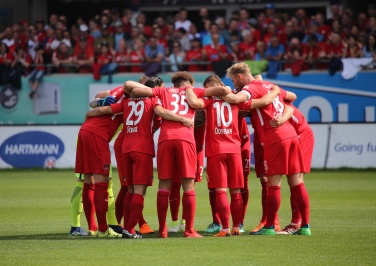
[250,85,280,109]
[219,90,249,104]
[185,87,205,109]
[86,106,113,119]
[154,105,194,128]
[124,80,153,97]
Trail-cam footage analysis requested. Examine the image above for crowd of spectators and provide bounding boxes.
[1,3,376,84]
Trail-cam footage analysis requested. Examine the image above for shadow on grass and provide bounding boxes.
[0,231,214,240]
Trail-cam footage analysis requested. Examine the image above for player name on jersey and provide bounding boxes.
[215,127,233,134]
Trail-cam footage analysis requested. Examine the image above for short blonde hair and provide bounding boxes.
[226,62,251,77]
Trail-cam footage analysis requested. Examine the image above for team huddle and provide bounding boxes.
[70,62,313,238]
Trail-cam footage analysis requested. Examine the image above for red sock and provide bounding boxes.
[115,185,127,224]
[209,189,220,224]
[265,186,281,228]
[291,183,310,225]
[290,187,302,225]
[182,190,196,233]
[169,181,181,221]
[261,181,268,223]
[127,193,144,232]
[123,192,133,229]
[138,213,147,227]
[83,183,97,231]
[230,192,243,228]
[94,182,109,232]
[215,190,230,229]
[157,190,169,232]
[240,186,249,224]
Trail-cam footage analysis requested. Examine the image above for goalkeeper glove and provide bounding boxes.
[97,96,116,106]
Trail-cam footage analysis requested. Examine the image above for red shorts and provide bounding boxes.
[157,140,197,180]
[207,153,244,189]
[194,124,205,182]
[114,131,126,186]
[253,143,265,177]
[123,152,153,186]
[263,137,304,176]
[299,133,314,173]
[241,147,251,180]
[75,129,110,176]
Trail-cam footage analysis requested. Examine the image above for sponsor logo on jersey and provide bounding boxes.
[0,131,64,168]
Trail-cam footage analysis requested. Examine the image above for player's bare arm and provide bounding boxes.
[154,105,194,128]
[203,86,232,97]
[269,104,294,127]
[95,90,111,98]
[185,87,205,109]
[123,80,151,95]
[250,85,281,109]
[219,90,249,104]
[85,106,113,118]
[254,74,297,102]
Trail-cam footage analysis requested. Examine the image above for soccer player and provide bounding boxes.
[124,71,230,238]
[224,62,311,236]
[168,109,206,233]
[69,95,118,236]
[75,86,125,238]
[186,75,280,236]
[270,100,314,234]
[86,76,194,238]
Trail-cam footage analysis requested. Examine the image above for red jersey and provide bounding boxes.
[110,96,161,156]
[74,45,95,60]
[151,87,202,145]
[326,42,344,57]
[34,54,45,71]
[186,48,203,71]
[285,102,312,141]
[81,87,124,141]
[114,50,129,72]
[37,31,47,44]
[242,80,297,147]
[97,52,112,64]
[238,42,256,59]
[202,96,241,157]
[129,49,144,72]
[204,44,229,62]
[0,52,14,64]
[238,116,250,147]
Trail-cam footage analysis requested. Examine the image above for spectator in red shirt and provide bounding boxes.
[121,9,133,39]
[295,8,310,30]
[35,19,47,44]
[137,13,153,38]
[281,20,303,46]
[203,33,229,71]
[306,34,327,69]
[239,29,256,60]
[129,39,145,72]
[265,3,276,25]
[52,41,73,73]
[128,26,145,50]
[154,17,169,36]
[185,38,204,71]
[79,24,95,48]
[263,23,279,45]
[0,43,13,68]
[97,41,117,83]
[11,46,32,75]
[284,37,309,73]
[73,36,94,73]
[230,41,245,62]
[114,39,130,72]
[331,20,347,39]
[345,35,363,58]
[316,13,331,41]
[327,32,346,58]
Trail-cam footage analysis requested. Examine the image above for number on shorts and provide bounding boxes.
[126,101,144,125]
[213,102,232,127]
[171,94,189,115]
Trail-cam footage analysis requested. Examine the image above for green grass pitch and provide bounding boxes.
[0,169,375,265]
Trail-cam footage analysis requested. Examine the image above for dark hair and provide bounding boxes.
[145,77,164,88]
[307,33,318,43]
[171,71,195,86]
[365,34,376,52]
[138,76,149,84]
[0,43,9,53]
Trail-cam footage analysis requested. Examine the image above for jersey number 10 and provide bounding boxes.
[213,102,232,127]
